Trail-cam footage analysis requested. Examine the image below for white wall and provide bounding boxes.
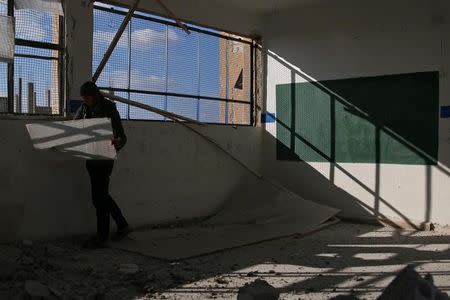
[263,0,450,227]
[0,119,262,241]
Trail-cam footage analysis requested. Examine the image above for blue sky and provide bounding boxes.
[93,5,222,122]
[1,1,223,122]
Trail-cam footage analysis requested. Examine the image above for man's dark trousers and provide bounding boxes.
[86,160,128,240]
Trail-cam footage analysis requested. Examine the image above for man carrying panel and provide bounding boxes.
[75,81,131,248]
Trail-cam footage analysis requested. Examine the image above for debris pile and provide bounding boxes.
[237,279,280,300]
[378,265,450,300]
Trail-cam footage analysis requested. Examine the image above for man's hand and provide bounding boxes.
[111,138,122,151]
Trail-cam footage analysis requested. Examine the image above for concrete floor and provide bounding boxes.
[1,221,450,299]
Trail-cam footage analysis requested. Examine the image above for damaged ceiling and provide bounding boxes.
[101,0,316,37]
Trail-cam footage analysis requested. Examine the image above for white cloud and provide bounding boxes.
[93,27,180,51]
[93,30,128,49]
[132,27,180,45]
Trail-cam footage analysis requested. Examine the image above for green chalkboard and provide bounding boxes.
[276,72,439,165]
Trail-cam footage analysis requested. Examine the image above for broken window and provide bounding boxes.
[93,2,254,125]
[234,69,243,90]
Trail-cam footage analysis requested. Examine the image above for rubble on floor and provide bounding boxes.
[378,265,450,300]
[0,223,449,299]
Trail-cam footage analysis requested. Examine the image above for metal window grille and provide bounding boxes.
[0,1,9,111]
[93,2,254,125]
[1,0,64,115]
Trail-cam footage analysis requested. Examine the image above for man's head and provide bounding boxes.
[80,81,100,107]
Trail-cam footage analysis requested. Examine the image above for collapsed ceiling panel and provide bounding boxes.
[0,15,14,63]
[15,0,63,15]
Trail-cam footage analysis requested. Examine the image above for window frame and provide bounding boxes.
[93,2,255,126]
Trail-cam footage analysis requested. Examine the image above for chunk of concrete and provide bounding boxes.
[378,265,450,300]
[237,279,279,300]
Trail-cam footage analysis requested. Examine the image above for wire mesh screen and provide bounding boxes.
[108,90,128,119]
[13,7,62,115]
[14,53,60,114]
[93,8,130,89]
[199,99,220,123]
[15,9,60,43]
[130,17,166,92]
[129,92,165,120]
[0,4,63,115]
[200,33,222,99]
[0,1,8,112]
[167,28,198,95]
[93,3,253,125]
[0,62,7,112]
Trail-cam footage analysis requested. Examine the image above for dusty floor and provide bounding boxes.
[1,221,450,299]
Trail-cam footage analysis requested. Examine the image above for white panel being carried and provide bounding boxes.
[26,118,117,159]
[15,0,63,15]
[0,15,14,63]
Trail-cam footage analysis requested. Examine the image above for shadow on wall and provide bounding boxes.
[264,51,444,229]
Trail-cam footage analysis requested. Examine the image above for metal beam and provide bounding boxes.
[16,39,63,50]
[101,92,201,124]
[92,0,140,83]
[155,0,190,35]
[94,4,251,44]
[98,86,251,104]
